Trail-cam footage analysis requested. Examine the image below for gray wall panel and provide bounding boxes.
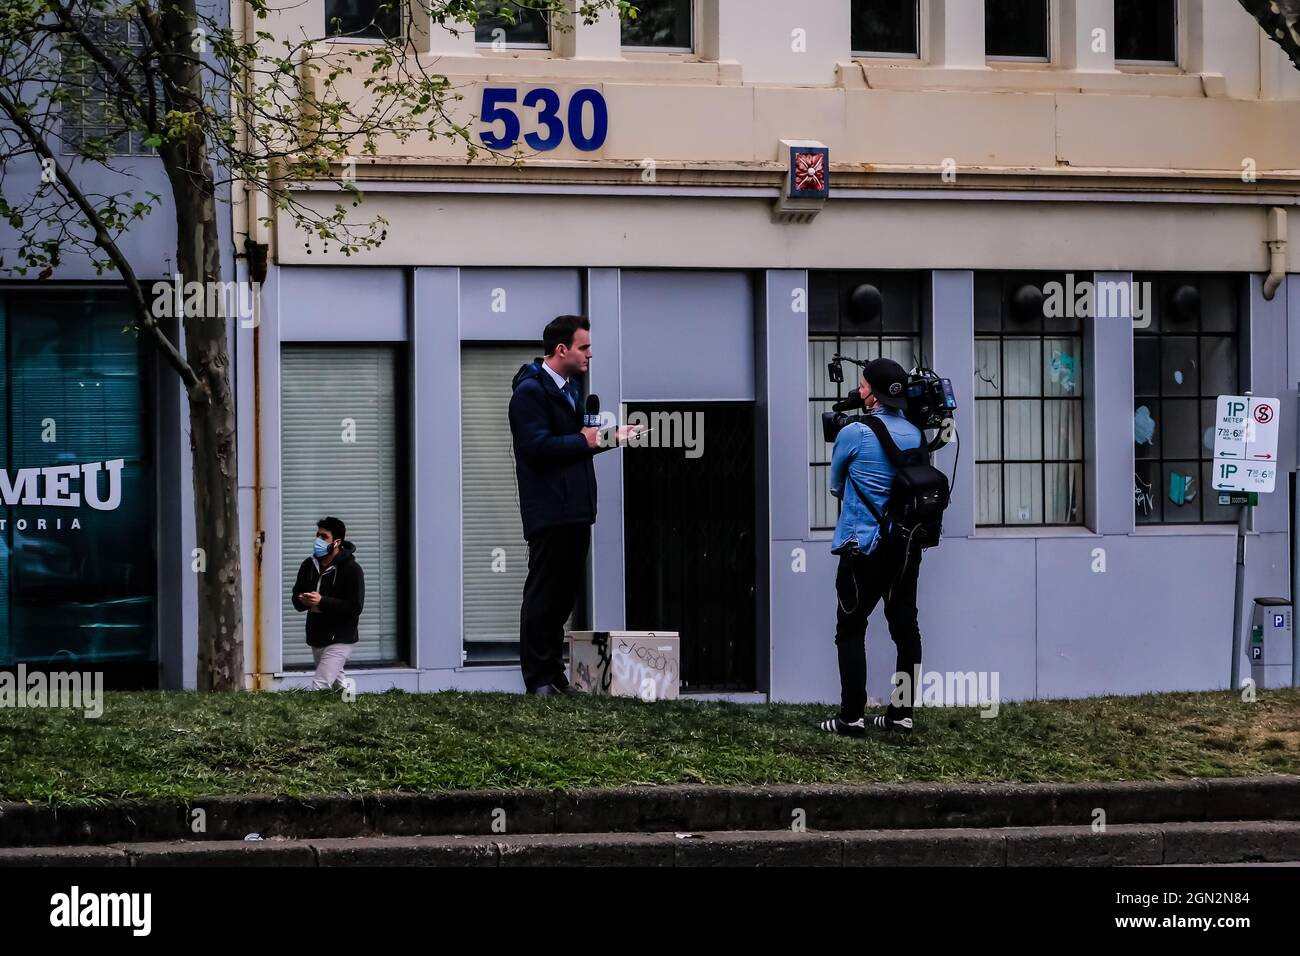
[621,271,755,400]
[279,267,407,341]
[413,267,466,671]
[928,271,976,537]
[1090,272,1137,534]
[588,268,627,631]
[458,268,582,341]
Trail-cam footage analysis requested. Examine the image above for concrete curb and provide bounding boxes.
[1,776,1297,848]
[1,821,1297,867]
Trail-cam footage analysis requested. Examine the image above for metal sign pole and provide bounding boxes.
[1231,502,1248,691]
[1214,391,1281,690]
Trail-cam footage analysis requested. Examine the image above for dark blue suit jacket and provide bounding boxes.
[508,360,598,539]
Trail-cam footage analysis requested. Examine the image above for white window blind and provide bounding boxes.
[280,345,405,668]
[461,344,537,664]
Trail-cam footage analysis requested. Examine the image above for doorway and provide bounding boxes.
[622,402,757,691]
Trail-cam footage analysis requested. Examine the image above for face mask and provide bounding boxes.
[313,537,330,558]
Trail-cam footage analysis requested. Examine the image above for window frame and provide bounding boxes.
[475,1,552,50]
[59,18,157,157]
[985,0,1053,63]
[807,271,925,534]
[850,0,922,60]
[1114,0,1179,67]
[279,341,411,669]
[1133,274,1243,526]
[974,273,1087,529]
[322,0,405,44]
[621,0,696,54]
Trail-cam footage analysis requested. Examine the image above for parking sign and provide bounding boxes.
[1213,395,1279,493]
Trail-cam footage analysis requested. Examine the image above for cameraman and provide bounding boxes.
[817,358,924,737]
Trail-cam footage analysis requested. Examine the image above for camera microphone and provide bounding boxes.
[584,393,601,428]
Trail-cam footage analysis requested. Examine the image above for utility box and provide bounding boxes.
[1249,599,1293,689]
[567,631,680,701]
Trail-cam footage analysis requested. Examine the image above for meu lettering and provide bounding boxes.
[0,459,124,510]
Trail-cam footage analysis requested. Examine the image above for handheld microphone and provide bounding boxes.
[584,393,601,428]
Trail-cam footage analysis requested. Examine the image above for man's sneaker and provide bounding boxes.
[869,715,914,734]
[816,716,866,737]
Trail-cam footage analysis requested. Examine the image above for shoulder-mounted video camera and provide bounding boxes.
[822,355,957,453]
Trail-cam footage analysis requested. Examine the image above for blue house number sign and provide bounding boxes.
[479,87,609,152]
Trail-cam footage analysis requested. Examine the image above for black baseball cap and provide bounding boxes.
[863,358,909,410]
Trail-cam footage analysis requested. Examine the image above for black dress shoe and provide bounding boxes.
[528,684,558,697]
[528,682,584,697]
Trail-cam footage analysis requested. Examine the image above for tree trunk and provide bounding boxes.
[158,0,244,691]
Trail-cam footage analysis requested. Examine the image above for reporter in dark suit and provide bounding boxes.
[508,315,638,696]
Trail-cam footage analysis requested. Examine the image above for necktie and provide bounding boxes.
[563,380,579,411]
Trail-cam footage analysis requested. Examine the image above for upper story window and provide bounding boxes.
[476,0,550,49]
[974,273,1086,527]
[622,0,693,51]
[61,18,158,156]
[1115,0,1177,64]
[1134,276,1241,525]
[986,0,1050,61]
[325,0,402,40]
[851,0,919,58]
[808,272,923,532]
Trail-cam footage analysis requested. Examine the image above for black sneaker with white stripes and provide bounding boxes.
[869,714,914,734]
[815,716,866,737]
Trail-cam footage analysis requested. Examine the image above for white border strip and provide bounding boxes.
[291,179,1300,206]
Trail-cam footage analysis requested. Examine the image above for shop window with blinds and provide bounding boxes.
[809,272,923,532]
[851,0,919,57]
[0,292,155,667]
[280,345,407,668]
[461,344,539,664]
[1134,275,1242,525]
[975,273,1086,527]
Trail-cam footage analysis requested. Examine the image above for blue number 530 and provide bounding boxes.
[478,87,608,152]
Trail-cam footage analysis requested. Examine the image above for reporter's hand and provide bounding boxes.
[582,426,600,449]
[615,424,645,443]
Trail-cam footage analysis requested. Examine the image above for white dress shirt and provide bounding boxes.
[541,361,568,391]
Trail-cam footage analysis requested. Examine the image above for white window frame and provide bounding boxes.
[850,0,923,61]
[621,0,696,54]
[475,2,552,50]
[1114,0,1180,68]
[986,0,1053,64]
[322,0,406,45]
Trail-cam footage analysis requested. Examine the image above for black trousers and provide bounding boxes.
[834,536,923,723]
[519,522,590,691]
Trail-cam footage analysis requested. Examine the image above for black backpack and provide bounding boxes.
[852,415,950,551]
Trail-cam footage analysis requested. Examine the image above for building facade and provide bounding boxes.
[230,0,1300,703]
[0,7,234,689]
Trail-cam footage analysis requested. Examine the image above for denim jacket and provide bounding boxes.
[830,407,923,555]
